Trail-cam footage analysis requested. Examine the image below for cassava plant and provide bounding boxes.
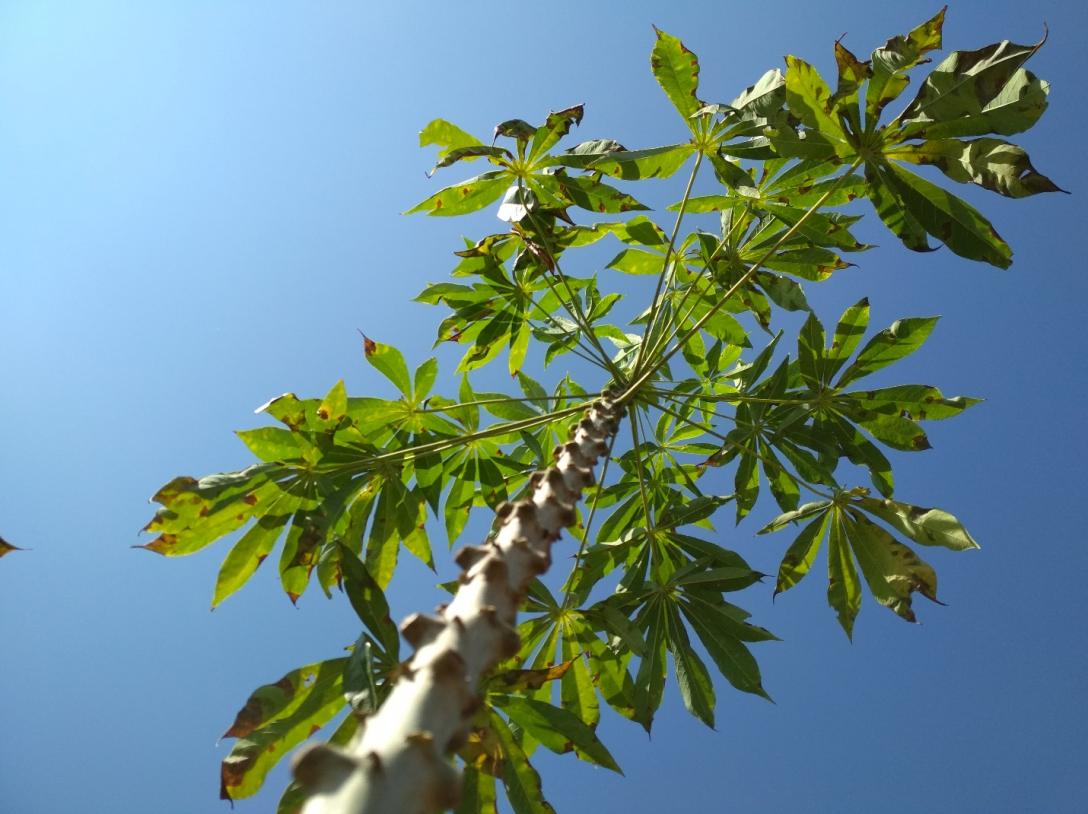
[140,9,1061,814]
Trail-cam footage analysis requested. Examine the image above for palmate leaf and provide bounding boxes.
[768,10,1060,267]
[597,533,773,725]
[760,491,974,636]
[409,107,648,222]
[142,367,463,604]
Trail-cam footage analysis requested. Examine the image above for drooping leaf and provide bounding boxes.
[490,710,558,814]
[855,496,980,551]
[845,511,940,623]
[339,545,400,656]
[827,511,862,638]
[220,659,347,801]
[500,696,623,773]
[890,138,1063,198]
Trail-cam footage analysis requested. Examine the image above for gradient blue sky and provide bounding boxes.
[2,2,1086,813]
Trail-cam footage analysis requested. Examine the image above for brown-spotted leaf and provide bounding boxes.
[890,138,1064,198]
[651,27,703,124]
[139,465,283,557]
[845,510,941,623]
[220,659,347,801]
[487,659,575,693]
[0,536,22,558]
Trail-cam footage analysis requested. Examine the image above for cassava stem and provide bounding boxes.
[291,394,623,814]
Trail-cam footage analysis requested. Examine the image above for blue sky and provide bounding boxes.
[1,2,1086,812]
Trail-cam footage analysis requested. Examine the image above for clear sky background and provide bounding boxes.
[2,2,1086,813]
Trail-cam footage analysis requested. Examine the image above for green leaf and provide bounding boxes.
[773,511,830,597]
[840,384,980,421]
[279,508,327,604]
[529,104,584,161]
[898,37,1047,140]
[666,607,716,727]
[339,545,400,656]
[783,56,851,157]
[845,511,940,623]
[820,413,894,497]
[363,339,412,397]
[729,68,786,117]
[141,465,282,556]
[865,8,947,124]
[413,358,439,400]
[853,411,931,452]
[212,514,291,608]
[405,171,510,217]
[236,427,303,462]
[563,144,695,180]
[419,119,483,160]
[651,28,703,124]
[882,162,1012,268]
[456,767,498,814]
[318,379,349,423]
[683,601,771,699]
[607,248,663,276]
[491,710,557,814]
[826,298,870,379]
[827,512,861,638]
[561,635,600,728]
[797,311,827,387]
[890,138,1063,198]
[220,659,347,801]
[758,500,832,534]
[555,173,649,214]
[837,316,938,386]
[855,497,980,551]
[500,696,623,773]
[431,145,511,173]
[866,162,934,253]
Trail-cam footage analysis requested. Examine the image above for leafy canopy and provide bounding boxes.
[140,11,1058,812]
